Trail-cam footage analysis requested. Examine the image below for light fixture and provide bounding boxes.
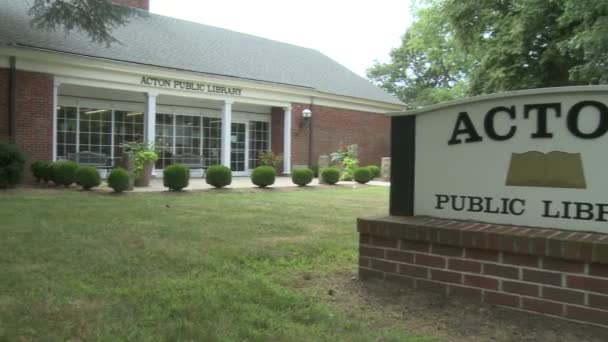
[84,109,110,115]
[126,112,144,116]
[302,109,312,119]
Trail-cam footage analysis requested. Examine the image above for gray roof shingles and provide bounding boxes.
[0,1,403,105]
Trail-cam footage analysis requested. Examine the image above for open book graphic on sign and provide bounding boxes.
[505,151,586,189]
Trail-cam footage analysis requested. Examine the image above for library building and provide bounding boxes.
[0,0,403,176]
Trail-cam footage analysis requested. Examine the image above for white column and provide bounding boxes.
[221,100,233,168]
[283,106,292,174]
[145,92,157,145]
[52,81,60,161]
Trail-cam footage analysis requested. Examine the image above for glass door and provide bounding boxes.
[230,122,246,172]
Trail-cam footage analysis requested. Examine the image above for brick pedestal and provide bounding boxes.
[358,216,608,327]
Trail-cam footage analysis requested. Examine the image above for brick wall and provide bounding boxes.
[14,70,54,164]
[111,0,149,10]
[291,103,390,167]
[358,216,608,328]
[0,68,8,143]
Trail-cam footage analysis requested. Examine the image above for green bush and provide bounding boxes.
[108,168,130,193]
[367,165,381,179]
[164,164,190,191]
[75,166,101,190]
[50,161,79,187]
[30,160,50,183]
[0,144,26,188]
[206,164,232,188]
[291,168,314,186]
[251,165,276,188]
[340,156,359,181]
[321,167,340,185]
[41,162,53,183]
[354,167,372,184]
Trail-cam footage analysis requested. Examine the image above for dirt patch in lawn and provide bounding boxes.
[308,270,608,342]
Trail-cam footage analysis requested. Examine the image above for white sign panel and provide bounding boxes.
[412,87,607,233]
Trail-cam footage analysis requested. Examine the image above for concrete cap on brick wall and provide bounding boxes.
[358,216,608,264]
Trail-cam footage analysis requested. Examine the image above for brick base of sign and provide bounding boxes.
[358,216,608,328]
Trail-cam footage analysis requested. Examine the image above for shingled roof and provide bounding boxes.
[0,1,403,105]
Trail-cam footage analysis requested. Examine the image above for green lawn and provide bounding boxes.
[0,187,431,341]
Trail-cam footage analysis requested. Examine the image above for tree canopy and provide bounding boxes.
[368,0,608,108]
[28,0,140,46]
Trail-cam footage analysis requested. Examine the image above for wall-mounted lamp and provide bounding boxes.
[302,109,312,119]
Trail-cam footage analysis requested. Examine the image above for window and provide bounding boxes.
[113,110,144,161]
[202,117,222,166]
[248,121,269,169]
[154,113,223,169]
[55,106,144,163]
[56,106,77,160]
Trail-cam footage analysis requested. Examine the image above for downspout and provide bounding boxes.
[308,97,315,167]
[8,56,16,143]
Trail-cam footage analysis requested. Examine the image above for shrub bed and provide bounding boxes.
[164,164,190,191]
[321,167,340,185]
[354,167,372,184]
[50,161,79,187]
[75,166,101,190]
[108,168,130,193]
[206,165,232,188]
[291,168,314,186]
[0,144,26,188]
[251,166,276,188]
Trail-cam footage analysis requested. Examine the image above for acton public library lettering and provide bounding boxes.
[435,194,608,222]
[140,76,243,96]
[448,100,608,145]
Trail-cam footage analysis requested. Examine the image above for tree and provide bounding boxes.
[367,2,473,108]
[28,0,141,46]
[370,0,608,107]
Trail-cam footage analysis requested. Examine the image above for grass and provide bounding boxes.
[0,187,432,341]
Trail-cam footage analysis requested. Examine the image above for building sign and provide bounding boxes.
[140,76,243,96]
[389,87,608,233]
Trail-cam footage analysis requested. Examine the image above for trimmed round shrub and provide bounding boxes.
[367,165,381,179]
[108,168,130,193]
[206,165,232,188]
[50,160,79,187]
[0,144,26,188]
[164,164,190,191]
[30,160,50,183]
[291,168,314,186]
[75,166,101,190]
[321,167,340,185]
[251,165,276,188]
[354,167,372,184]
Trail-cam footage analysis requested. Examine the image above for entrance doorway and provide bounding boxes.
[230,122,246,173]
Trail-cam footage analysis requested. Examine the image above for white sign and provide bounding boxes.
[408,87,608,233]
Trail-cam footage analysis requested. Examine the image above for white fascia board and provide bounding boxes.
[1,46,405,113]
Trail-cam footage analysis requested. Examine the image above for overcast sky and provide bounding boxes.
[150,0,413,77]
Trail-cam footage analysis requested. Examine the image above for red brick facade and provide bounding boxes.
[14,70,54,162]
[290,103,390,168]
[0,68,8,143]
[111,0,150,10]
[358,216,608,328]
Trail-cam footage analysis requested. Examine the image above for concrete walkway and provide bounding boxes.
[131,176,390,192]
